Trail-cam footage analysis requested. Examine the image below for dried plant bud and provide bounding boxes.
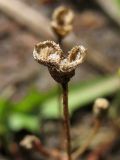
[33,41,86,84]
[20,135,40,149]
[93,98,109,118]
[52,6,74,25]
[51,6,74,38]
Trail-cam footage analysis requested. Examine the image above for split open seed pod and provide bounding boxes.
[33,40,87,84]
[51,6,74,38]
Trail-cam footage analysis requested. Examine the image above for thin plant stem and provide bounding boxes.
[62,83,71,160]
[72,119,101,160]
[57,35,62,46]
[33,140,62,160]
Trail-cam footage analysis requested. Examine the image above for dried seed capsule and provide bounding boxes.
[20,135,40,149]
[93,98,109,118]
[33,41,86,84]
[51,6,74,38]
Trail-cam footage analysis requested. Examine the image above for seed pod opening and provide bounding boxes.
[33,40,63,68]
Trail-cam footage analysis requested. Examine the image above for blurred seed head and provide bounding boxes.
[20,135,40,149]
[33,40,86,83]
[93,98,109,118]
[51,6,74,38]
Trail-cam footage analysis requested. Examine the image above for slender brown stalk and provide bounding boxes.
[20,135,63,160]
[33,140,62,160]
[62,83,71,160]
[72,119,101,160]
[57,35,62,46]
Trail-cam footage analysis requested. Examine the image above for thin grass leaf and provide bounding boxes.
[14,88,57,113]
[41,76,120,118]
[8,113,40,132]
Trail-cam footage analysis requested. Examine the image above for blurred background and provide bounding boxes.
[0,0,120,159]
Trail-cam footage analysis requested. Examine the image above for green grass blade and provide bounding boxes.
[41,76,120,118]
